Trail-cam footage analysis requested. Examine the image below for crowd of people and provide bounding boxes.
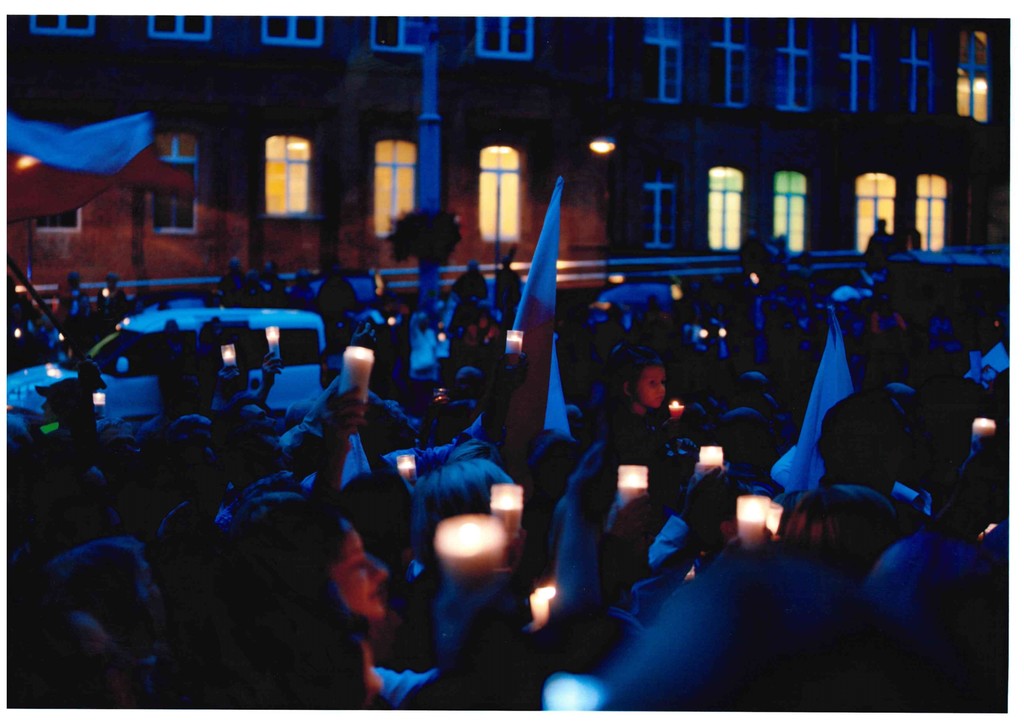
[6,237,1010,711]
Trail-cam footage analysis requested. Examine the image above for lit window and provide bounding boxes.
[643,18,683,104]
[265,135,311,215]
[958,31,989,123]
[476,17,534,60]
[36,209,80,231]
[154,132,197,233]
[479,146,520,242]
[148,16,212,41]
[372,17,427,53]
[374,140,417,238]
[708,166,744,251]
[915,174,947,251]
[839,20,874,112]
[773,171,807,253]
[262,16,323,47]
[854,173,896,252]
[643,169,677,250]
[710,18,748,108]
[30,15,95,36]
[775,19,811,111]
[901,25,933,113]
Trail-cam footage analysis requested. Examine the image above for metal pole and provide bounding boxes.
[25,220,33,280]
[417,17,441,216]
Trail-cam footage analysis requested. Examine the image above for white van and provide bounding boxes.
[7,307,326,421]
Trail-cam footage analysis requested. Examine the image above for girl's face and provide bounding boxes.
[329,531,389,623]
[628,365,667,413]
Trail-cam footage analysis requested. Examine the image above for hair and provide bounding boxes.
[446,437,505,467]
[411,458,511,570]
[605,342,664,403]
[780,484,899,578]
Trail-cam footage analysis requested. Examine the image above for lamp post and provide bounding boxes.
[416,17,442,308]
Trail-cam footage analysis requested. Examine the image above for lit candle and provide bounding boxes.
[45,363,61,379]
[668,400,685,419]
[387,316,397,327]
[978,522,1000,542]
[13,328,22,339]
[736,495,772,547]
[339,345,375,402]
[750,272,760,286]
[505,329,524,356]
[396,454,417,484]
[438,331,447,343]
[92,391,106,416]
[529,585,557,631]
[220,344,237,368]
[102,288,109,298]
[694,446,724,475]
[434,514,508,583]
[699,328,709,340]
[490,483,524,538]
[433,387,449,403]
[718,327,727,339]
[617,465,648,506]
[765,502,784,537]
[972,417,996,441]
[265,326,281,357]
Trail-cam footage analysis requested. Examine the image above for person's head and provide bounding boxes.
[336,470,412,583]
[468,259,480,272]
[714,407,778,472]
[67,271,81,289]
[411,458,511,570]
[105,272,119,290]
[875,218,888,233]
[452,365,485,400]
[528,429,580,501]
[228,257,241,274]
[360,394,418,466]
[446,437,505,467]
[607,343,666,415]
[780,484,900,579]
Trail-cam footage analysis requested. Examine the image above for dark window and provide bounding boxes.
[153,16,176,33]
[267,16,288,38]
[375,17,399,46]
[296,17,318,40]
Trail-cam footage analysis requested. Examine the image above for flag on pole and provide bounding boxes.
[770,305,854,492]
[7,110,194,222]
[503,177,570,495]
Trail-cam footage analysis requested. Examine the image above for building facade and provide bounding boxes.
[6,16,1011,288]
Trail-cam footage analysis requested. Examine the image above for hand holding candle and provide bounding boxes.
[505,329,523,356]
[694,446,724,475]
[339,346,375,403]
[668,400,685,420]
[972,417,996,443]
[396,454,417,484]
[92,391,106,416]
[529,585,557,631]
[434,514,508,584]
[490,483,524,538]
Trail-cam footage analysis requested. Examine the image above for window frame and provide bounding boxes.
[264,134,313,217]
[775,19,812,111]
[374,139,418,238]
[957,30,990,123]
[36,209,81,232]
[839,20,875,112]
[371,17,427,54]
[854,172,896,252]
[29,15,95,37]
[915,174,948,252]
[643,18,683,104]
[479,145,522,243]
[475,17,534,61]
[147,15,213,42]
[709,18,749,108]
[708,166,744,251]
[901,25,934,114]
[642,168,678,250]
[153,132,198,234]
[261,16,324,48]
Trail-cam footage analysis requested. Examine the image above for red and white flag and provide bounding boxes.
[7,110,194,222]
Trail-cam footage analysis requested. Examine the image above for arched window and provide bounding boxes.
[265,135,311,215]
[916,174,947,251]
[854,172,896,252]
[708,166,744,250]
[479,146,520,243]
[374,140,417,237]
[773,171,807,253]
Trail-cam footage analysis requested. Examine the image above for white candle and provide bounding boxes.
[505,329,524,355]
[14,328,22,339]
[736,495,772,547]
[750,272,760,286]
[694,446,724,475]
[434,514,508,583]
[45,363,61,378]
[972,418,996,440]
[529,585,557,631]
[396,454,417,484]
[339,345,375,402]
[265,326,281,357]
[102,288,110,298]
[668,400,685,419]
[765,502,784,537]
[490,483,524,538]
[617,465,648,506]
[220,344,237,368]
[92,391,106,416]
[387,316,397,327]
